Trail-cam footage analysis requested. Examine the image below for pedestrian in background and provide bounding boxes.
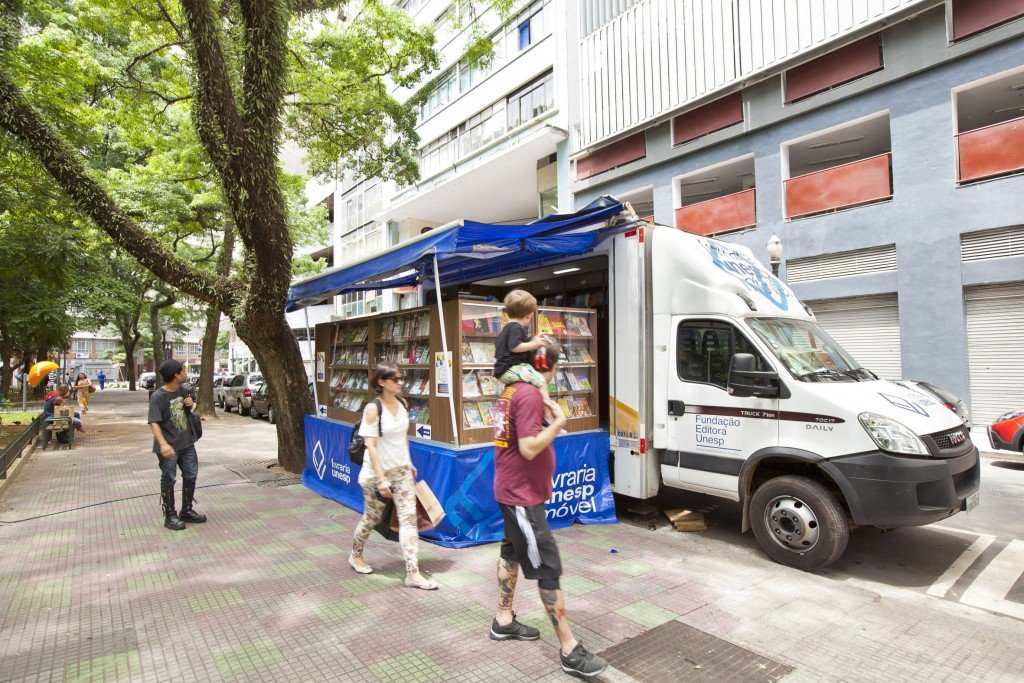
[148,360,206,531]
[97,370,106,391]
[488,338,607,678]
[75,372,93,413]
[348,362,437,590]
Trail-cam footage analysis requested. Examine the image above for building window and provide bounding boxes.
[513,1,546,52]
[783,112,893,219]
[576,132,646,180]
[675,155,756,236]
[784,35,883,104]
[672,93,744,146]
[506,72,554,130]
[951,0,1024,41]
[420,129,459,178]
[954,67,1024,184]
[458,102,505,157]
[73,341,89,353]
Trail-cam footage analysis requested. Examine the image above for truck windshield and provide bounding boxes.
[747,318,876,382]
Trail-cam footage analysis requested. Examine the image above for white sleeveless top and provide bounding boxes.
[357,400,411,484]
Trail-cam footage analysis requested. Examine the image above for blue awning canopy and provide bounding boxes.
[286,196,632,312]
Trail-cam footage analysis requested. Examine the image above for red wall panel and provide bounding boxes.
[784,35,883,104]
[576,132,646,180]
[785,154,892,218]
[675,189,756,236]
[952,0,1024,40]
[958,118,1024,182]
[672,93,744,146]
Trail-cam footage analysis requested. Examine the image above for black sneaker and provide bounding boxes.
[560,643,607,678]
[490,613,541,641]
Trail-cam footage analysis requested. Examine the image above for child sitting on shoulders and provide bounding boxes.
[494,289,553,419]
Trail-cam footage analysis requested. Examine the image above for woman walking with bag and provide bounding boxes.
[348,362,438,590]
[75,373,93,414]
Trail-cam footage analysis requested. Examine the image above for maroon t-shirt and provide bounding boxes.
[493,382,554,507]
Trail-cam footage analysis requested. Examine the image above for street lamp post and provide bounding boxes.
[766,234,783,278]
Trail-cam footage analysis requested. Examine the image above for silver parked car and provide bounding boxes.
[223,373,263,415]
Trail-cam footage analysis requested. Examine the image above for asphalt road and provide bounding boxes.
[622,453,1024,623]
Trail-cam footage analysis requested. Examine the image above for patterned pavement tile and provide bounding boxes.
[65,650,142,683]
[441,604,494,633]
[188,587,245,614]
[614,600,678,629]
[368,650,445,683]
[435,569,486,589]
[213,640,284,679]
[126,571,179,593]
[209,539,249,552]
[559,574,603,597]
[314,597,369,624]
[303,542,343,557]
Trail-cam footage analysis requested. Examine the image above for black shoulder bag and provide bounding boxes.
[347,398,382,467]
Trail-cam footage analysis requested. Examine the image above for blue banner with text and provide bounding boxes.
[302,415,616,548]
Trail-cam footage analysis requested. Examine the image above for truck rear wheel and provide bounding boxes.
[750,475,849,570]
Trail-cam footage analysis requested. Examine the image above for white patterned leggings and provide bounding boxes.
[352,465,419,574]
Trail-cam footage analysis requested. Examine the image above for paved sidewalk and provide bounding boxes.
[1,390,1022,682]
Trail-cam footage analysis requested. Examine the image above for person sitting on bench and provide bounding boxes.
[43,385,84,433]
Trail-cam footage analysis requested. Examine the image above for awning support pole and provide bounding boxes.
[434,255,460,447]
[301,307,313,376]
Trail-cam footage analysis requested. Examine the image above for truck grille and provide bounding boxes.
[930,425,969,450]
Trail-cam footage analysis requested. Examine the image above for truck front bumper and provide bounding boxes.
[822,447,980,527]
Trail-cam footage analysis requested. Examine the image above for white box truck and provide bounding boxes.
[592,222,979,570]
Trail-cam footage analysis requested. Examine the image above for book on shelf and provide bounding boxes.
[557,397,572,416]
[548,313,566,336]
[416,406,430,424]
[478,372,500,396]
[461,318,476,334]
[565,370,582,391]
[573,397,592,417]
[536,313,553,336]
[487,313,501,333]
[408,405,421,422]
[581,348,594,363]
[469,341,493,365]
[461,342,473,364]
[464,404,485,428]
[576,373,591,390]
[478,401,495,426]
[575,315,592,337]
[462,372,481,398]
[330,373,343,389]
[555,370,569,392]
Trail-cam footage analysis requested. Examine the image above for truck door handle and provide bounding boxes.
[668,400,685,416]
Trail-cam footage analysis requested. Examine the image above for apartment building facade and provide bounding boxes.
[308,0,1023,422]
[567,0,1024,424]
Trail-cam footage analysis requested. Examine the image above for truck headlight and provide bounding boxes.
[858,412,927,455]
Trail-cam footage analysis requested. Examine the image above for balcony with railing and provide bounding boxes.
[785,153,892,219]
[675,189,756,236]
[957,117,1024,183]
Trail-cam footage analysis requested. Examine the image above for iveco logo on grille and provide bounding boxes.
[949,430,967,446]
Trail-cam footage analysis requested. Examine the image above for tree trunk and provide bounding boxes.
[197,305,220,417]
[123,336,139,391]
[236,312,311,473]
[0,338,13,398]
[148,289,175,370]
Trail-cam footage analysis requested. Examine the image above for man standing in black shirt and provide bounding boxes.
[148,360,207,531]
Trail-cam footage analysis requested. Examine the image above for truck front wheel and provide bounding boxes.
[750,475,849,570]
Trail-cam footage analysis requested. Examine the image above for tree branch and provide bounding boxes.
[0,69,232,313]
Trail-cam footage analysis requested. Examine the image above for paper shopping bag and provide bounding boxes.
[415,480,446,529]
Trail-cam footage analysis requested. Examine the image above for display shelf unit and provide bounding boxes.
[370,307,434,436]
[325,319,371,423]
[444,299,600,445]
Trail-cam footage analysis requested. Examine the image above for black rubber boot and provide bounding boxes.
[161,485,185,531]
[179,479,207,523]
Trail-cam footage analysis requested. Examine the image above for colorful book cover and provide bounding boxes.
[479,373,498,396]
[462,372,481,398]
[464,404,485,428]
[576,316,592,337]
[408,405,421,422]
[462,318,476,334]
[575,397,592,417]
[477,401,495,426]
[471,342,493,365]
[557,397,572,416]
[548,314,566,336]
[582,348,595,363]
[566,371,582,391]
[536,313,553,336]
[555,370,569,392]
[461,342,474,364]
[417,406,430,424]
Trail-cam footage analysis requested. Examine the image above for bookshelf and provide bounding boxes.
[326,319,371,423]
[445,299,600,445]
[370,307,433,435]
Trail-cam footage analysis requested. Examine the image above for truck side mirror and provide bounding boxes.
[728,353,780,398]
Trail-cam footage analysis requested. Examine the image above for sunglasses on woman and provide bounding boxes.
[384,375,405,383]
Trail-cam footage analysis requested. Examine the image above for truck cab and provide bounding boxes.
[611,226,979,570]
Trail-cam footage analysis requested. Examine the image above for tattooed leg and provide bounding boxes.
[539,588,577,655]
[495,558,519,626]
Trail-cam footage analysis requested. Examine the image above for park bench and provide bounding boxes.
[41,405,75,451]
